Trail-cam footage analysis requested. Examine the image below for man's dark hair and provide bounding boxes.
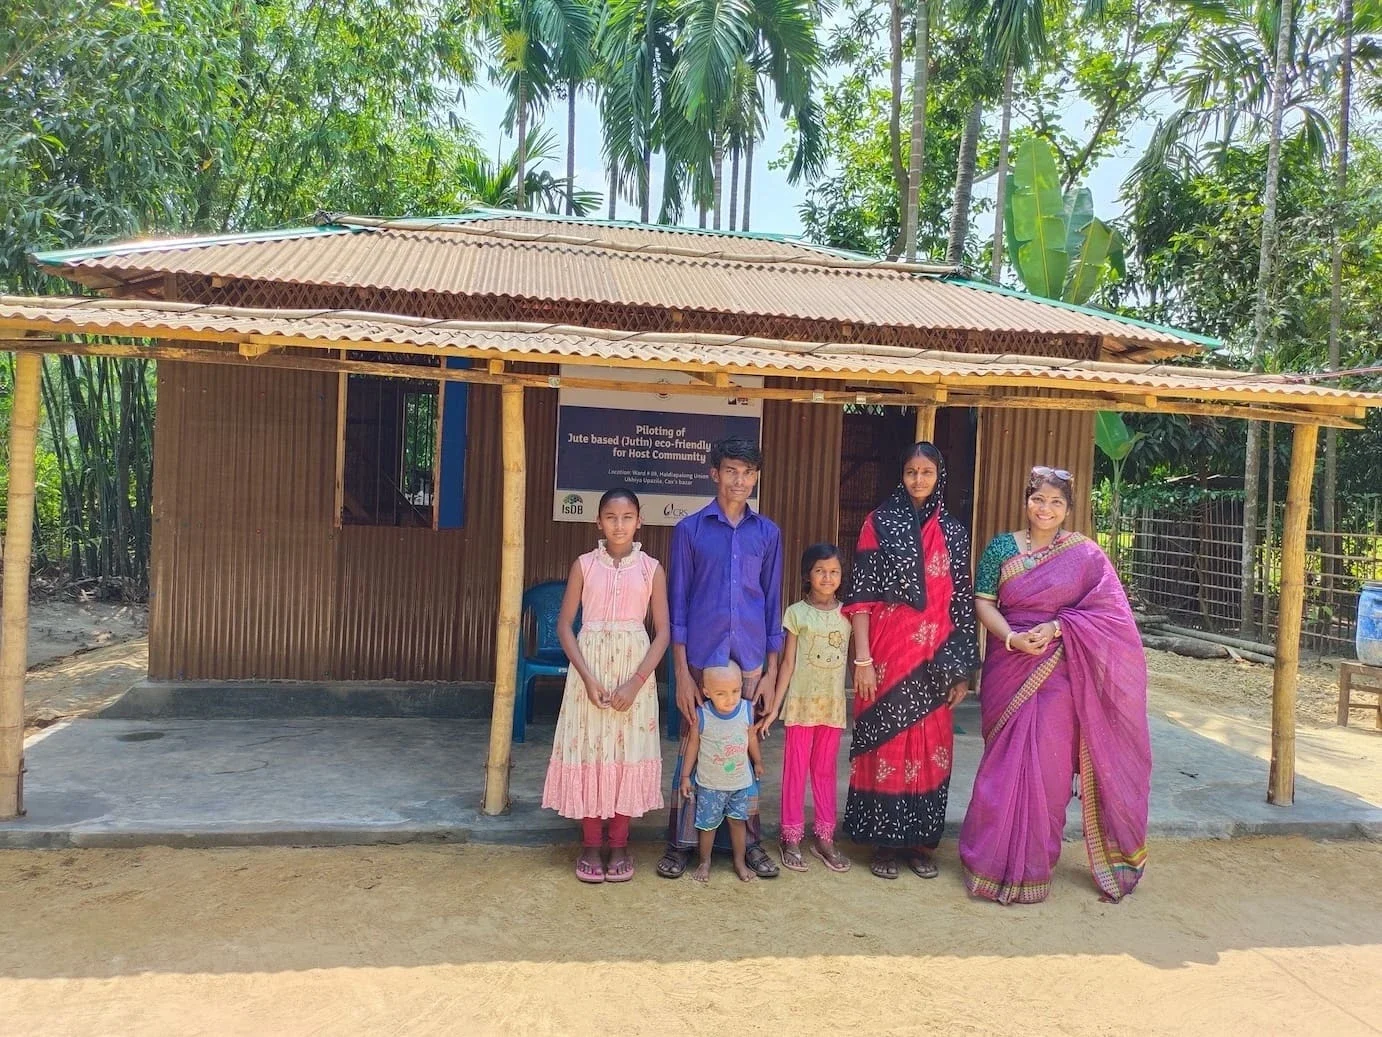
[709,436,763,471]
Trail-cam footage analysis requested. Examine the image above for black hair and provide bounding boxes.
[598,486,641,513]
[800,543,843,586]
[900,441,945,472]
[709,436,763,471]
[1024,472,1074,507]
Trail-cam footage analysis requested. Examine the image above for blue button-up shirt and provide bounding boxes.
[669,500,784,672]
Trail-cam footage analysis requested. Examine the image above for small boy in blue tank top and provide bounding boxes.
[680,661,765,883]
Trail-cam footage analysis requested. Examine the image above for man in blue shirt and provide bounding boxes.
[656,437,784,879]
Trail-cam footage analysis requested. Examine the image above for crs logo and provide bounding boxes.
[561,493,585,516]
[662,502,689,519]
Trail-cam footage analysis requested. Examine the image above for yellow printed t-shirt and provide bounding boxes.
[780,600,850,728]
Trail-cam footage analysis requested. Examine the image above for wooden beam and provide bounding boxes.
[915,405,936,442]
[1268,421,1319,806]
[483,383,526,815]
[0,336,1362,427]
[1,353,41,819]
[239,340,281,358]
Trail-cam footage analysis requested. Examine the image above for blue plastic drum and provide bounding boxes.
[1358,581,1382,666]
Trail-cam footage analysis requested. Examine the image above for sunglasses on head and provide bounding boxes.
[1030,466,1073,482]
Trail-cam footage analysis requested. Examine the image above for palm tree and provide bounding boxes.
[560,0,599,215]
[1323,0,1354,543]
[982,0,1046,276]
[598,0,678,222]
[670,0,823,230]
[456,128,601,213]
[483,0,596,210]
[903,0,930,261]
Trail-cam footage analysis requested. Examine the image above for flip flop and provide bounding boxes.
[745,843,780,878]
[901,852,939,879]
[809,840,852,873]
[605,850,635,883]
[656,847,689,879]
[870,851,899,880]
[576,851,606,884]
[779,842,809,873]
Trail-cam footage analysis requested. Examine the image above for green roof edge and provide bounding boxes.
[944,276,1220,349]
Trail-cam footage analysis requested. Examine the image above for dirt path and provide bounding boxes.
[2,838,1380,1035]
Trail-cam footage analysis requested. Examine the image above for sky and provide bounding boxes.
[458,77,1158,248]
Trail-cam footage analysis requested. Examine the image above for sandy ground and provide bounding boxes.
[13,597,147,669]
[1146,650,1357,729]
[2,838,1381,1036]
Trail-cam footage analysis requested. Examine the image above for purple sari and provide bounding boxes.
[959,533,1150,904]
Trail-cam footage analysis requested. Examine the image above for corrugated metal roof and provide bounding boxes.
[31,215,1210,351]
[0,297,1372,417]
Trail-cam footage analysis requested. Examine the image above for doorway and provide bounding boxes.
[837,406,978,574]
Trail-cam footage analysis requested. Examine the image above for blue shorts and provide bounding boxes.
[693,784,752,831]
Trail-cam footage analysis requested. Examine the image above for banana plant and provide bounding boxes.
[1004,137,1125,305]
[1094,411,1144,573]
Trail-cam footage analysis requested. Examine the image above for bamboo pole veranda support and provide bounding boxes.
[915,405,936,443]
[483,384,527,815]
[1268,420,1319,806]
[1,352,41,818]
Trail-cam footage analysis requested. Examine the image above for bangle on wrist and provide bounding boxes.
[853,657,873,667]
[1004,632,1015,652]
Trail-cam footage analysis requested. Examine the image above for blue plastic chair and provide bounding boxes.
[513,580,578,743]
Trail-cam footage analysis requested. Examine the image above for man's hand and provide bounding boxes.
[675,668,701,724]
[754,711,778,740]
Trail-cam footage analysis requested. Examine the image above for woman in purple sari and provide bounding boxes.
[959,466,1150,905]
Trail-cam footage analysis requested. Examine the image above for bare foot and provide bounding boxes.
[691,859,711,884]
[733,859,757,882]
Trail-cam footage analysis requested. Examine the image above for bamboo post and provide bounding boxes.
[483,384,526,815]
[1267,421,1319,806]
[915,404,936,443]
[1,353,42,818]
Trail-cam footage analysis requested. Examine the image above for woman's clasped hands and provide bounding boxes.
[1008,621,1061,655]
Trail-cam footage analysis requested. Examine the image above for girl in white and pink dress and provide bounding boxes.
[542,487,669,883]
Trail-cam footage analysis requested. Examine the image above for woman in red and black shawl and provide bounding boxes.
[843,442,979,879]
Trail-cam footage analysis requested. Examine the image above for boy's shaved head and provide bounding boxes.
[701,662,742,690]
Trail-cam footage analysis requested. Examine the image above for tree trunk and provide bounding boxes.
[699,201,707,228]
[903,0,930,262]
[742,135,754,231]
[516,74,529,211]
[1239,0,1295,636]
[990,61,1015,280]
[712,140,724,230]
[566,80,578,215]
[1323,0,1353,560]
[946,98,982,265]
[609,162,617,220]
[728,146,740,231]
[889,0,907,212]
[640,143,652,224]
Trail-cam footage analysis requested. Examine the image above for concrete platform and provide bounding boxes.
[5,699,1381,849]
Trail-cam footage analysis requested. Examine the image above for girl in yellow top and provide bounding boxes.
[760,544,852,873]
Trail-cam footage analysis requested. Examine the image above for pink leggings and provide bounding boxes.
[780,724,843,842]
[582,815,630,848]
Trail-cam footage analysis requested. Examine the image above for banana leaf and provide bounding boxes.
[1008,138,1068,298]
[1064,216,1119,305]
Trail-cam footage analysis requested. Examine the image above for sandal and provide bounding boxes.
[576,848,606,884]
[605,848,635,883]
[656,847,690,879]
[901,851,939,879]
[870,850,899,880]
[779,841,808,873]
[809,838,852,873]
[745,843,780,878]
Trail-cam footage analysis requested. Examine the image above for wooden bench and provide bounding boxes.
[1337,662,1382,729]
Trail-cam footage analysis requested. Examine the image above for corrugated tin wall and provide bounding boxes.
[972,404,1096,564]
[149,366,843,682]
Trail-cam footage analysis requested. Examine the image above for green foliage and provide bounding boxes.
[1005,137,1124,302]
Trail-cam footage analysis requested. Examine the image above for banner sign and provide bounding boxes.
[554,366,763,525]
